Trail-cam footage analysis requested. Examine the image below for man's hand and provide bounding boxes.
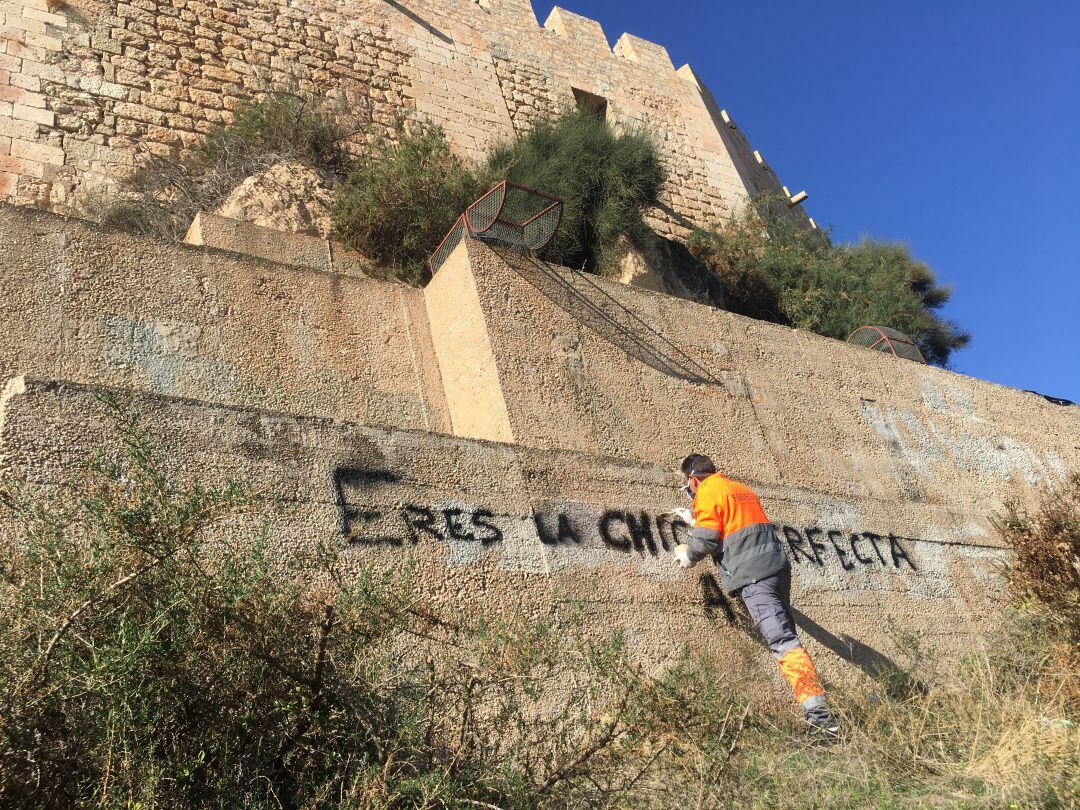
[673,508,694,527]
[672,544,694,568]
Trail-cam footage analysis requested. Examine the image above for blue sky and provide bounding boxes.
[532,1,1080,401]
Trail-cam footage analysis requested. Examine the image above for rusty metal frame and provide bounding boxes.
[429,181,564,276]
[847,325,927,364]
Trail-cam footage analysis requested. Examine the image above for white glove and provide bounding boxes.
[673,508,695,527]
[673,543,694,569]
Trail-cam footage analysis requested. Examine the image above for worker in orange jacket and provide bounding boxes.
[672,453,839,735]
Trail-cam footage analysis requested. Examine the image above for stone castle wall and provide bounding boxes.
[0,0,803,234]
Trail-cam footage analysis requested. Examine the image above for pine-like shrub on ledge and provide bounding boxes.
[331,120,487,285]
[487,109,666,275]
[330,110,666,283]
[688,197,971,366]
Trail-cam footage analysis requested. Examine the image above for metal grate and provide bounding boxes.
[429,181,563,275]
[847,325,927,363]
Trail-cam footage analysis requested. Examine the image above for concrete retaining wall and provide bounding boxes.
[445,241,1077,523]
[0,203,451,431]
[0,375,1011,696]
[1,206,1077,681]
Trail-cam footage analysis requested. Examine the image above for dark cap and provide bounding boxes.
[680,453,716,478]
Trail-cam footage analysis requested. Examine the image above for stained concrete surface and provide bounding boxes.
[0,204,450,433]
[1,208,1076,688]
[0,376,1011,696]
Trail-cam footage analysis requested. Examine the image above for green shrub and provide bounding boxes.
[487,109,666,275]
[331,120,486,284]
[99,93,349,241]
[688,197,971,366]
[98,200,174,237]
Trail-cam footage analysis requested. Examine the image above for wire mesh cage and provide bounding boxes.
[429,181,563,275]
[847,325,927,363]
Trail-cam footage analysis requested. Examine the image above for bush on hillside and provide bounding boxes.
[999,472,1080,649]
[99,93,350,241]
[688,197,971,366]
[331,121,487,284]
[487,109,666,275]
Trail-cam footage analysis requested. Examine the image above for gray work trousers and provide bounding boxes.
[738,566,802,659]
[738,567,828,714]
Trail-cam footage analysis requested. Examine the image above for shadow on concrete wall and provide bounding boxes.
[492,246,723,385]
[790,607,927,696]
[701,577,927,696]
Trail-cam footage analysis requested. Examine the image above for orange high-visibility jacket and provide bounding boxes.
[686,473,788,594]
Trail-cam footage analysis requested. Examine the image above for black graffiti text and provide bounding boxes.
[781,525,917,571]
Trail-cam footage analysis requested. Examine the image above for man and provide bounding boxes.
[672,453,839,735]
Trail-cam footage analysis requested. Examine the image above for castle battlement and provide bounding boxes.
[0,0,808,234]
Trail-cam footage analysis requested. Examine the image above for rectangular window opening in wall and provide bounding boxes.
[572,88,608,120]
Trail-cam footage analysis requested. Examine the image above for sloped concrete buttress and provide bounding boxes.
[423,240,515,443]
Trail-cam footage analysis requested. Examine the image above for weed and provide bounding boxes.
[487,109,666,275]
[97,93,351,242]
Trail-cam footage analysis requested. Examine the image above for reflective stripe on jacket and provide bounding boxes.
[686,472,788,594]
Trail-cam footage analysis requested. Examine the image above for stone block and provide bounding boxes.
[20,58,63,82]
[7,70,38,90]
[90,33,123,55]
[183,212,369,279]
[0,152,44,177]
[22,7,67,28]
[11,102,51,125]
[543,7,611,57]
[3,15,48,35]
[0,116,38,139]
[0,82,44,105]
[23,31,60,51]
[10,137,63,165]
[613,32,674,71]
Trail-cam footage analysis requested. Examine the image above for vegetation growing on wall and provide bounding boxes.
[487,109,666,275]
[1,406,1076,808]
[100,93,350,241]
[688,197,971,366]
[1000,472,1080,662]
[100,100,968,362]
[331,121,487,284]
[330,110,666,283]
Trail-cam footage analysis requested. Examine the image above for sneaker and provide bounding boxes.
[804,710,840,738]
